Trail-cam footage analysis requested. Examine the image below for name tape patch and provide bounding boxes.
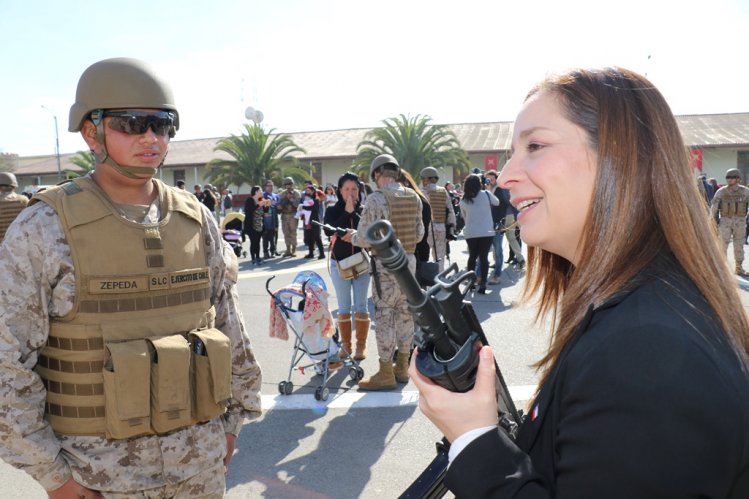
[89,267,210,294]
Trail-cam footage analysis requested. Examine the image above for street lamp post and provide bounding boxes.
[41,105,62,180]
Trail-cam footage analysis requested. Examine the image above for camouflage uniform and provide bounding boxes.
[0,190,28,242]
[352,182,424,361]
[423,182,457,272]
[278,188,301,255]
[0,196,262,495]
[711,184,749,269]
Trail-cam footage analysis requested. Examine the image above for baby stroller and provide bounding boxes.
[267,271,364,401]
[222,229,245,258]
[221,212,246,258]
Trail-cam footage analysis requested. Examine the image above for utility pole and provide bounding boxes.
[41,105,62,180]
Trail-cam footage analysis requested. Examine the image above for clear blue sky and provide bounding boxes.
[2,0,747,157]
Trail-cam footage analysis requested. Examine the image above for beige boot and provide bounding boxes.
[358,359,397,391]
[737,264,749,277]
[337,313,353,358]
[354,313,370,361]
[394,351,410,383]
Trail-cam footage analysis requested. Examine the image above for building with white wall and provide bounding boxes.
[9,113,749,194]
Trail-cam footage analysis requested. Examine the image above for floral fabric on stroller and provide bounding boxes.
[267,271,364,401]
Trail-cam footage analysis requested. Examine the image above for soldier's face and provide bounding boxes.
[95,108,170,171]
[500,91,597,265]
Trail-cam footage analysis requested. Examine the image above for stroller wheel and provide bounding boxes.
[348,366,364,381]
[278,381,293,396]
[314,386,330,401]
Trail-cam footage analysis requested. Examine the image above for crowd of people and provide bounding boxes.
[1,57,749,498]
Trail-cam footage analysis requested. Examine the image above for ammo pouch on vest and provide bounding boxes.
[102,329,232,439]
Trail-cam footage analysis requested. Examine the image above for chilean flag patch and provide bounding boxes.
[531,404,539,422]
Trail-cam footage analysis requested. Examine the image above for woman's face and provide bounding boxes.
[339,180,359,201]
[305,186,315,196]
[499,91,597,265]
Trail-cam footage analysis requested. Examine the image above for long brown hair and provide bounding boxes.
[524,67,749,387]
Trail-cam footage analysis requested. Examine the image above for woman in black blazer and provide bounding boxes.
[411,67,749,497]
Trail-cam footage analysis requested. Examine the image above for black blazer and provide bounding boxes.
[446,259,749,498]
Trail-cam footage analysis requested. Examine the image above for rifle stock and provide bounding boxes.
[364,220,521,498]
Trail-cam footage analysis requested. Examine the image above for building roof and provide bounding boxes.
[11,112,749,177]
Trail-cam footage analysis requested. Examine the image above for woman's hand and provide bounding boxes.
[345,194,356,213]
[410,345,499,443]
[342,228,355,243]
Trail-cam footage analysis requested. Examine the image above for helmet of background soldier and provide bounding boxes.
[283,177,295,187]
[420,166,439,181]
[369,154,400,181]
[0,172,18,188]
[69,57,179,135]
[726,168,742,180]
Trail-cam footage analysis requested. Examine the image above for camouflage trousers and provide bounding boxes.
[281,213,299,250]
[719,216,747,264]
[371,255,416,361]
[102,461,225,498]
[429,223,448,272]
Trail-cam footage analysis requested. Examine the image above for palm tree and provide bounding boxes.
[205,124,307,192]
[353,114,470,180]
[65,150,96,178]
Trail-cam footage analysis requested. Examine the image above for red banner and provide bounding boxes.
[690,148,704,171]
[485,155,498,171]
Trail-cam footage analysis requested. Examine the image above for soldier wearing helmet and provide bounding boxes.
[0,171,28,242]
[278,176,301,256]
[710,168,749,275]
[0,58,261,498]
[419,166,457,272]
[344,154,424,390]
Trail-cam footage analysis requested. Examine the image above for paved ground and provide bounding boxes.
[2,231,748,498]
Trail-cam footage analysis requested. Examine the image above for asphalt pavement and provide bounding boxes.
[2,233,748,499]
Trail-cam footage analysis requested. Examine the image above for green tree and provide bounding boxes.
[65,150,96,178]
[353,114,470,180]
[206,124,307,192]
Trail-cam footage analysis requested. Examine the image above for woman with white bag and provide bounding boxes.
[323,172,372,360]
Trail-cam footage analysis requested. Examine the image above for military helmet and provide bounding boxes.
[726,168,742,179]
[0,172,18,188]
[283,176,294,186]
[369,154,400,181]
[420,166,439,180]
[68,58,179,133]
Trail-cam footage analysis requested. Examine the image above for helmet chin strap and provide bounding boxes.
[93,115,161,180]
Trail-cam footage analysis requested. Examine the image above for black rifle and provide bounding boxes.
[311,220,348,237]
[364,220,521,499]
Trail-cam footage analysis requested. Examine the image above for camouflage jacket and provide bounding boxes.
[0,200,262,493]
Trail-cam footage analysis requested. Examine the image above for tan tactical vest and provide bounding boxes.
[427,187,448,224]
[32,177,231,439]
[718,188,749,218]
[382,188,420,252]
[0,193,28,242]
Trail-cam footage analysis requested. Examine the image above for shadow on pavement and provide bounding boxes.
[227,402,417,498]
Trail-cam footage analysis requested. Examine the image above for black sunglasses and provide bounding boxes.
[726,176,740,179]
[104,111,176,138]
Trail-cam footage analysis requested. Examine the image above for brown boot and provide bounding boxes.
[337,313,352,358]
[394,351,410,383]
[358,359,397,391]
[354,313,370,360]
